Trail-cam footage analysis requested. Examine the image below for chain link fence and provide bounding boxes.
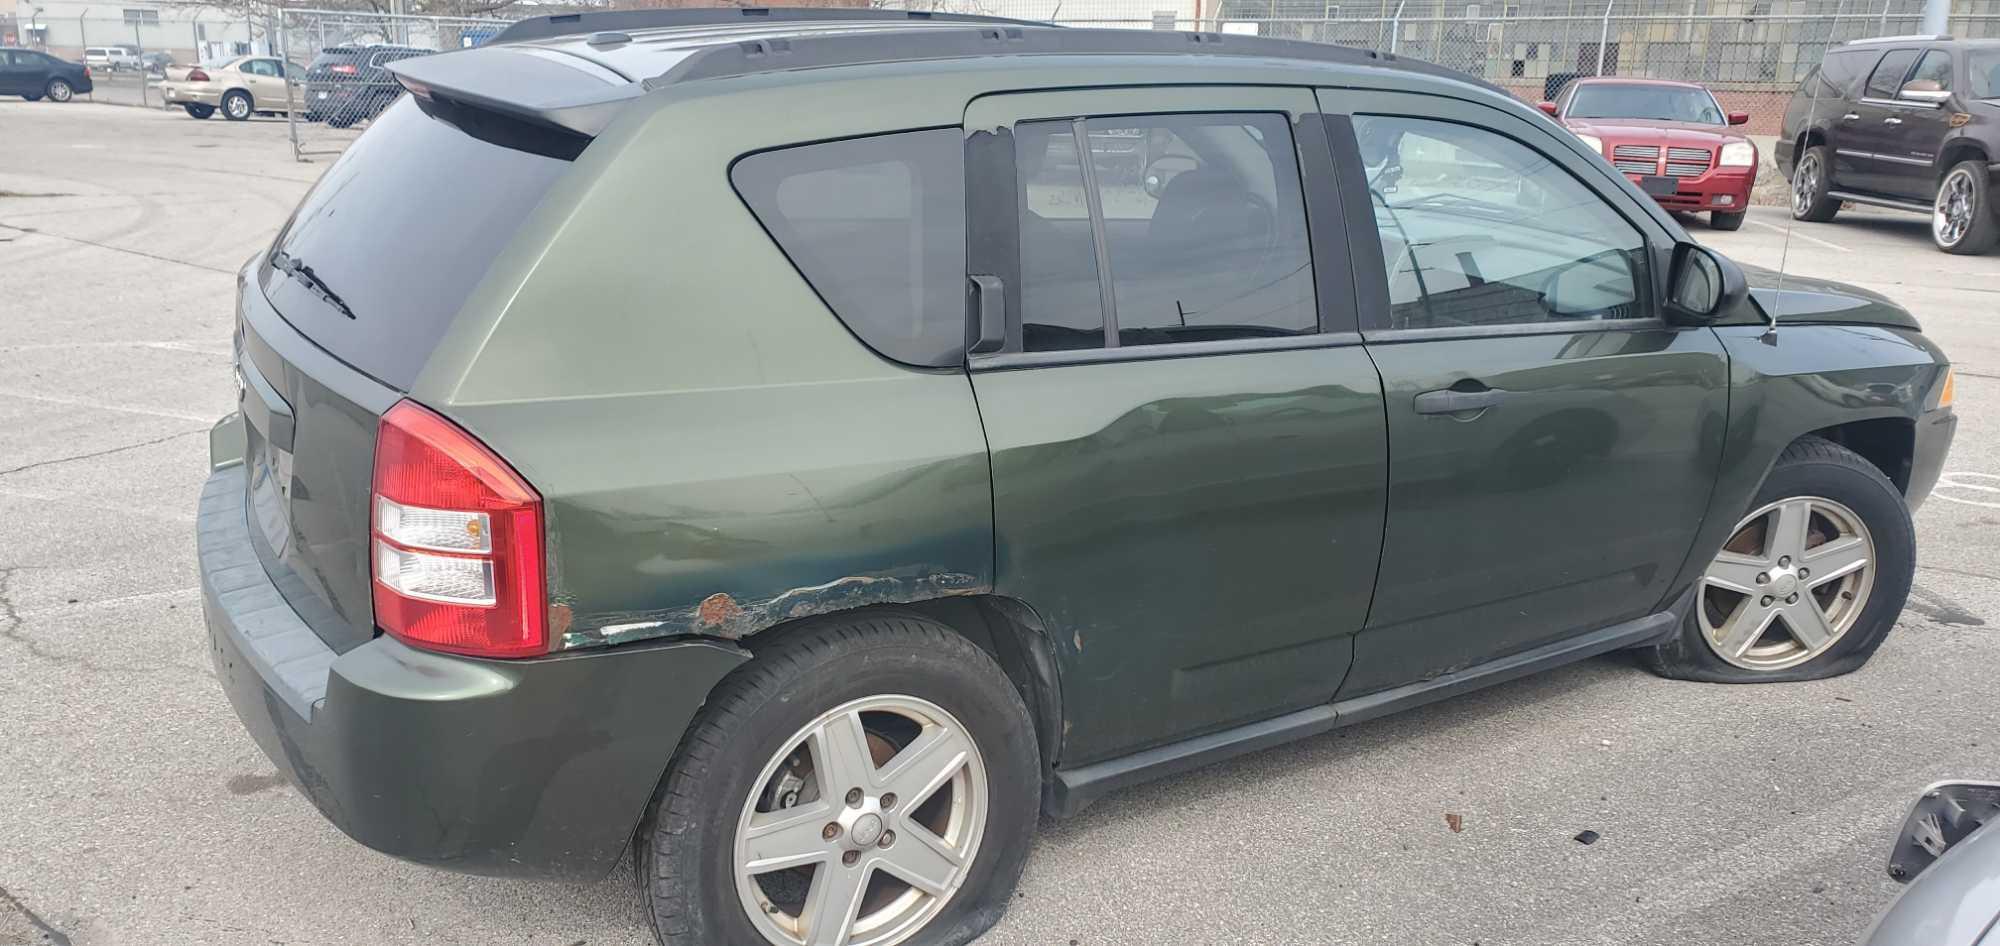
[273,9,518,159]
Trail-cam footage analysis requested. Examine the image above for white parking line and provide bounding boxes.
[1749,220,1850,252]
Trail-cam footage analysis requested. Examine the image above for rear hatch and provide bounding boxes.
[239,94,575,653]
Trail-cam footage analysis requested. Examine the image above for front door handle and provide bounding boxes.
[1841,112,1861,121]
[1884,116,1904,125]
[1414,387,1509,415]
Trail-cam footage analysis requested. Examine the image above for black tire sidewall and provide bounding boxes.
[653,623,1039,946]
[1711,210,1746,231]
[1664,446,1914,683]
[1793,145,1839,222]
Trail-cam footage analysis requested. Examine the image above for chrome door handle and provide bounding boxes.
[1884,116,1904,125]
[1841,113,1861,121]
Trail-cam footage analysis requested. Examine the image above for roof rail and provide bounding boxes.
[1844,33,1951,44]
[644,24,1483,91]
[492,7,1055,46]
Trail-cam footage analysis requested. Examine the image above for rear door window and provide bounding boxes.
[1864,49,1920,99]
[1013,112,1318,351]
[1905,49,1952,94]
[732,128,967,368]
[265,96,574,390]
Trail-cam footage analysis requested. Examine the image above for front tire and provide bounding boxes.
[1934,160,1998,255]
[183,103,214,119]
[1646,436,1913,683]
[22,92,42,102]
[44,78,73,103]
[1710,210,1747,231]
[1791,145,1841,223]
[640,614,1039,946]
[221,89,252,121]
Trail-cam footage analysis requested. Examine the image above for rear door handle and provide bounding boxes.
[1841,113,1861,121]
[1884,116,1903,125]
[1414,387,1508,415]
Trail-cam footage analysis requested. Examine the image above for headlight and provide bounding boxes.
[1720,141,1756,167]
[1575,133,1604,156]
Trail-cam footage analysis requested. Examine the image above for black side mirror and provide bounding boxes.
[1665,242,1747,325]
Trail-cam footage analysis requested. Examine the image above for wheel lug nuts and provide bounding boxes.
[1756,573,1769,584]
[1779,556,1791,567]
[1760,595,1774,607]
[880,793,898,810]
[1797,568,1809,579]
[845,788,863,807]
[878,830,895,849]
[822,823,841,841]
[842,850,860,867]
[1786,593,1799,604]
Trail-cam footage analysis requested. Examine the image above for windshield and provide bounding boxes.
[1568,84,1725,124]
[1973,50,2000,99]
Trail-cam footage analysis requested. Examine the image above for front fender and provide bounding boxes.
[1664,324,1949,598]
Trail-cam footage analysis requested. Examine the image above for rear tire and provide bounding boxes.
[1791,144,1841,223]
[1933,160,1998,255]
[22,92,42,102]
[640,613,1039,946]
[1710,210,1747,231]
[183,103,214,119]
[1644,436,1913,684]
[221,89,252,121]
[44,78,73,103]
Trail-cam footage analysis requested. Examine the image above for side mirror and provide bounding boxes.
[1665,242,1747,325]
[1537,101,1560,117]
[1726,110,1750,125]
[1887,781,2000,883]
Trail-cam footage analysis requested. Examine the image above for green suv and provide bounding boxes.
[200,10,1957,946]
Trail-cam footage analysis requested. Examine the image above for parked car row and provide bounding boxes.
[153,44,431,125]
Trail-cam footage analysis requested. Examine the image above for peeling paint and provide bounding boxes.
[560,569,986,650]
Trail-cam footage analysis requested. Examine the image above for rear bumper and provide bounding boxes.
[161,84,220,106]
[200,418,748,879]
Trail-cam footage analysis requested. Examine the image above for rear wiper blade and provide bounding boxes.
[269,249,355,320]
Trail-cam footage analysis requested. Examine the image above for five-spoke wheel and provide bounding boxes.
[1700,497,1875,671]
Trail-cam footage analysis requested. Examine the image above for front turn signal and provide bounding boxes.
[1934,367,1956,411]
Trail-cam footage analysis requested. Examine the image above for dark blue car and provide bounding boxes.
[0,47,92,102]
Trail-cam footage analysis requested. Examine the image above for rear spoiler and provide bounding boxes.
[385,46,643,141]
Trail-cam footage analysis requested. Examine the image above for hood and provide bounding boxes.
[1564,117,1742,145]
[1740,263,1920,331]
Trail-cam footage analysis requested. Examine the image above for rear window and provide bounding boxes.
[265,96,572,390]
[1814,48,1882,97]
[731,129,967,368]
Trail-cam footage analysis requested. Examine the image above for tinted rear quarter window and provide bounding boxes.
[732,129,968,368]
[265,96,572,390]
[1816,49,1883,97]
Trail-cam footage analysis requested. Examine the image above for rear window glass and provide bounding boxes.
[265,96,571,390]
[732,129,967,368]
[1814,49,1881,97]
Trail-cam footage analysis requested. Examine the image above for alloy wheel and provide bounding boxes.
[47,80,72,103]
[227,95,250,119]
[1792,153,1820,216]
[734,695,987,946]
[1699,496,1876,671]
[1934,167,1976,248]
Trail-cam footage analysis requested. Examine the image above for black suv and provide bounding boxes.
[302,44,429,128]
[1778,35,2000,254]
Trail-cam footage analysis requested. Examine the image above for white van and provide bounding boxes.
[83,46,140,71]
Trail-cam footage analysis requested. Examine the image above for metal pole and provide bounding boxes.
[1595,0,1612,75]
[1920,0,1947,35]
[191,8,203,63]
[1390,0,1405,52]
[134,21,146,105]
[1878,0,1891,34]
[278,7,301,163]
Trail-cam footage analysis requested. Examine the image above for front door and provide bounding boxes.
[1846,46,1923,194]
[241,58,287,109]
[1319,88,1729,698]
[0,51,33,94]
[962,86,1388,765]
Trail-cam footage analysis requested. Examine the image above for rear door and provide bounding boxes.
[1879,47,1958,200]
[0,51,30,94]
[962,86,1388,764]
[1847,47,1922,193]
[241,57,287,109]
[1319,88,1728,698]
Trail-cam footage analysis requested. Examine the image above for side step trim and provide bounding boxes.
[1828,190,1934,214]
[1045,593,1687,818]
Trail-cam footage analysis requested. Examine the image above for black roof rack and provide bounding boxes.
[492,7,1055,46]
[642,24,1484,92]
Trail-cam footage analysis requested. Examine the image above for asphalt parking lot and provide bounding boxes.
[3,99,1999,946]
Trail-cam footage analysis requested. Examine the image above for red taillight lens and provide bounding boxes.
[330,63,358,75]
[187,68,208,81]
[370,400,547,659]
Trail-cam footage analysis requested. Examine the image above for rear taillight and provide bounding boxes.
[370,400,547,659]
[187,68,207,81]
[330,63,358,75]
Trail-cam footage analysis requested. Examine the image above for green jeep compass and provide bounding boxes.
[199,10,1958,946]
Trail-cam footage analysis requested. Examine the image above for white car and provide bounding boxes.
[83,46,140,72]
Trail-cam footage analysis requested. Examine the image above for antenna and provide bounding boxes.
[1768,0,1847,340]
